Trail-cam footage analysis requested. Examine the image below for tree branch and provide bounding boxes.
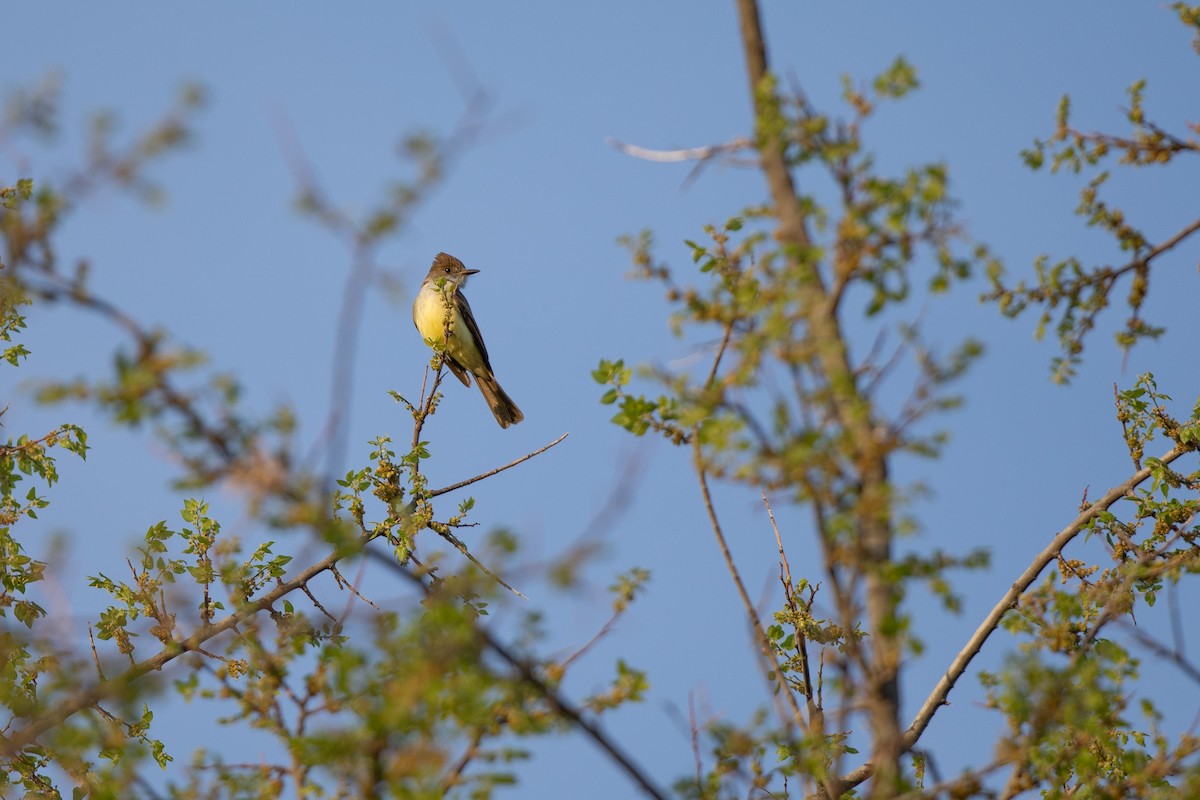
[369,548,671,800]
[430,432,569,498]
[733,0,902,792]
[605,136,752,163]
[0,545,344,757]
[734,0,811,251]
[0,432,568,759]
[902,443,1190,749]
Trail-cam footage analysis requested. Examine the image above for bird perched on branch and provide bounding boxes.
[412,252,524,428]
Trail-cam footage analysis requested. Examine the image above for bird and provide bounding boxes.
[412,252,524,428]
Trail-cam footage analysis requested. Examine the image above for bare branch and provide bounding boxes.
[430,432,570,498]
[332,561,379,626]
[605,135,752,163]
[1109,214,1200,283]
[432,525,527,600]
[904,443,1191,747]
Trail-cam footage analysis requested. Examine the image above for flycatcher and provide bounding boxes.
[412,252,524,428]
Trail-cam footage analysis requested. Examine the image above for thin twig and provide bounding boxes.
[412,360,448,452]
[430,432,569,498]
[1117,619,1200,686]
[300,583,337,622]
[434,526,526,600]
[86,625,105,682]
[576,447,647,543]
[1095,212,1200,283]
[1170,577,1187,661]
[332,561,379,626]
[439,727,486,794]
[764,492,816,711]
[559,603,623,672]
[693,323,805,730]
[324,241,376,483]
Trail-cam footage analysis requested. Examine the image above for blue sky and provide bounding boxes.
[5,4,1199,797]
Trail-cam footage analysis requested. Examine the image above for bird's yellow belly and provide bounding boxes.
[413,287,483,371]
[413,287,457,344]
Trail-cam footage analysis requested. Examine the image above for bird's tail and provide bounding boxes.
[476,373,524,429]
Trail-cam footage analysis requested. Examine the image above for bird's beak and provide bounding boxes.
[463,268,480,276]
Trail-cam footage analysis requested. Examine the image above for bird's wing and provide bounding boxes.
[445,358,472,387]
[455,289,493,373]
